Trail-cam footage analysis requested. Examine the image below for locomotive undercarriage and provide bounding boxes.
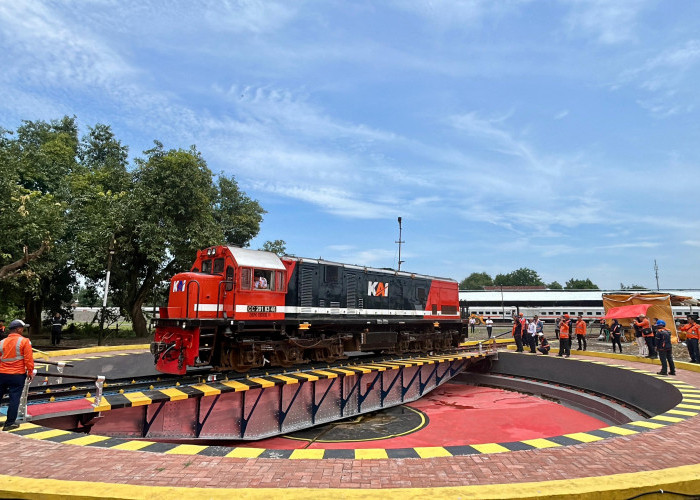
[153,318,463,373]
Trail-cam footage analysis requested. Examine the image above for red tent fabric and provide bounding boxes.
[603,304,652,319]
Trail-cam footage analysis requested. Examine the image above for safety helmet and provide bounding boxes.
[563,314,570,319]
[655,320,666,327]
[519,312,524,317]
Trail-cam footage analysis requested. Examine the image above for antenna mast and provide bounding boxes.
[654,259,660,290]
[396,217,405,271]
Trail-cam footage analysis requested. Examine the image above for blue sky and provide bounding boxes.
[2,1,699,289]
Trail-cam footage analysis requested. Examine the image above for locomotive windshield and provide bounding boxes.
[201,259,212,274]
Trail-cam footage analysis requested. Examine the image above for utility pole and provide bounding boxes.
[99,234,116,346]
[396,217,405,271]
[654,259,660,291]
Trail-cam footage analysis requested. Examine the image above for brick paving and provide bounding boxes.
[1,354,698,489]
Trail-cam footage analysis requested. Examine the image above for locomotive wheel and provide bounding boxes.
[224,344,263,373]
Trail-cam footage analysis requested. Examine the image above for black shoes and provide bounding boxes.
[2,423,20,431]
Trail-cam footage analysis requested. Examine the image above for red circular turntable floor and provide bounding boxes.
[239,382,608,450]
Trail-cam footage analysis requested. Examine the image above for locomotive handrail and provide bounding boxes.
[185,279,201,319]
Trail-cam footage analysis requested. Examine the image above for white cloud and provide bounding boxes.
[563,0,649,45]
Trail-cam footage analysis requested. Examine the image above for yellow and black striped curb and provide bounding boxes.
[5,357,698,460]
[82,352,491,412]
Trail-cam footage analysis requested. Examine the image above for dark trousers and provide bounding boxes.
[470,324,475,334]
[528,335,537,353]
[0,373,27,426]
[514,334,523,352]
[537,346,549,355]
[51,328,61,345]
[558,337,570,356]
[576,334,587,350]
[658,349,675,375]
[686,338,699,363]
[644,337,657,358]
[611,335,622,352]
[486,327,492,338]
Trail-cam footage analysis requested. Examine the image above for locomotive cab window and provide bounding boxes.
[201,259,212,274]
[254,269,274,290]
[213,258,225,274]
[225,266,234,291]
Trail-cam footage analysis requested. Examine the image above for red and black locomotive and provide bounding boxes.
[151,246,463,374]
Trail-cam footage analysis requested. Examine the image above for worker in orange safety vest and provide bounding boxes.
[0,320,34,431]
[575,315,587,351]
[634,315,657,359]
[680,317,700,363]
[558,314,571,357]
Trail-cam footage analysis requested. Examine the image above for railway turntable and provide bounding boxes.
[1,348,699,499]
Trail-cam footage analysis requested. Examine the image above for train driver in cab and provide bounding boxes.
[255,273,268,289]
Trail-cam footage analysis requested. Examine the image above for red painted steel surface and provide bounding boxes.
[239,382,607,450]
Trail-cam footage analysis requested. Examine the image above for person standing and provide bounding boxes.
[485,318,493,339]
[610,319,623,353]
[469,317,476,335]
[654,320,675,376]
[632,316,647,357]
[0,320,5,339]
[635,315,657,359]
[558,314,571,357]
[680,317,700,363]
[51,313,65,346]
[0,320,34,431]
[512,316,524,352]
[527,318,537,353]
[575,315,587,351]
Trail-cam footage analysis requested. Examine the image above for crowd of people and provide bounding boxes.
[507,312,684,376]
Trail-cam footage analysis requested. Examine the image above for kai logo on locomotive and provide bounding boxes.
[172,280,186,292]
[368,281,389,297]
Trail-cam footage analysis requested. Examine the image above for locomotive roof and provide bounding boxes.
[226,247,286,271]
[283,255,457,283]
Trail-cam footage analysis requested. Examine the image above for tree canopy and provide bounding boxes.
[459,272,493,290]
[0,117,268,338]
[565,278,599,290]
[494,268,544,287]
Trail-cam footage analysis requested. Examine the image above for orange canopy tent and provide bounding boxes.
[602,293,678,342]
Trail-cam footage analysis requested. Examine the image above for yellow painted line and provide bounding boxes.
[111,440,158,451]
[367,362,401,370]
[354,448,389,459]
[564,432,603,443]
[293,372,319,382]
[414,446,452,458]
[628,420,666,429]
[123,392,152,406]
[682,398,700,405]
[246,377,277,388]
[23,429,72,440]
[667,409,698,417]
[307,370,338,379]
[164,444,209,455]
[289,449,326,459]
[471,443,509,454]
[269,374,300,385]
[600,426,638,436]
[521,438,561,449]
[225,447,265,458]
[62,435,111,446]
[220,380,252,392]
[348,365,376,373]
[678,403,700,410]
[322,367,356,376]
[159,387,189,401]
[651,415,685,423]
[190,383,222,396]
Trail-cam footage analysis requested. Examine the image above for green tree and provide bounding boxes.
[459,272,493,290]
[565,278,599,289]
[494,268,544,287]
[620,283,647,290]
[0,117,79,333]
[547,281,563,290]
[260,240,287,256]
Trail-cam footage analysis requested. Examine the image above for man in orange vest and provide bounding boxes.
[558,314,570,357]
[575,315,587,351]
[680,317,700,363]
[512,315,524,352]
[0,320,34,431]
[634,314,657,359]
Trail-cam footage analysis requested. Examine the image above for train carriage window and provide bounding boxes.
[213,258,225,274]
[241,268,252,290]
[202,259,212,274]
[276,271,286,292]
[254,269,274,290]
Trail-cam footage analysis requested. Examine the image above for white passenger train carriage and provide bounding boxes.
[467,305,696,323]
